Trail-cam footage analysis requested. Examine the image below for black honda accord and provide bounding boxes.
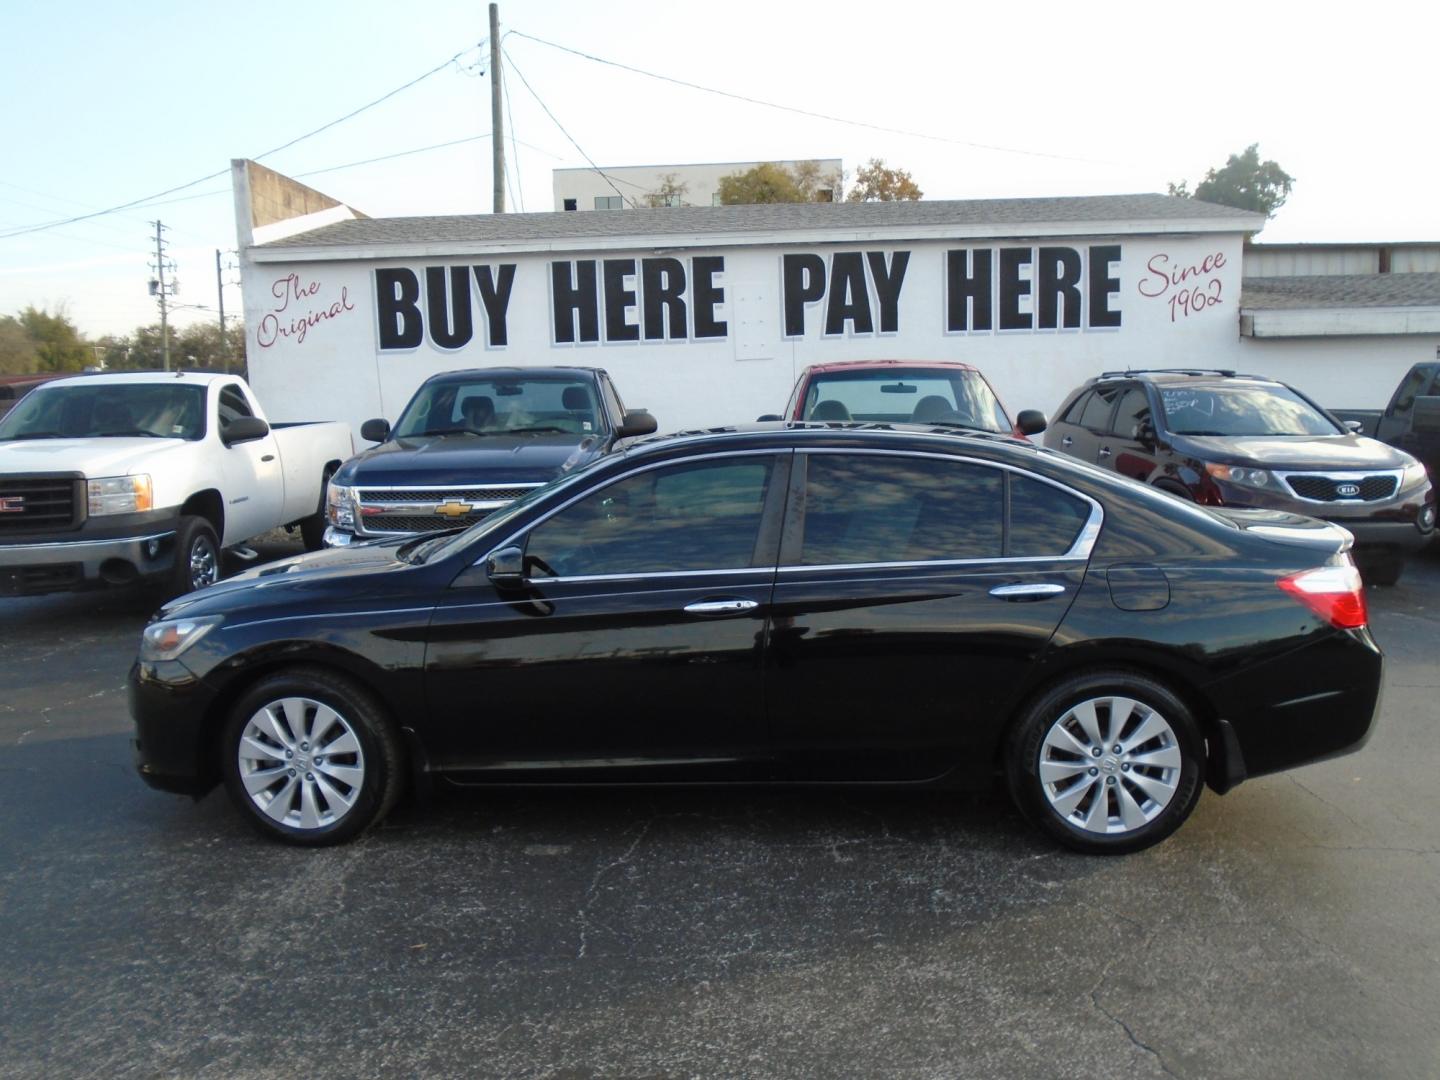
[130,423,1383,854]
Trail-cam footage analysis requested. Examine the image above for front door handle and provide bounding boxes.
[1097,446,1112,458]
[989,583,1067,600]
[261,454,276,462]
[683,599,759,616]
[1061,436,1074,447]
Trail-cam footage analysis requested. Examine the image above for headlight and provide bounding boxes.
[326,483,356,527]
[88,474,153,516]
[1401,459,1430,490]
[1204,463,1273,489]
[139,615,223,661]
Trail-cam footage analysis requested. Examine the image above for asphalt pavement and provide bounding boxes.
[1,536,1438,1079]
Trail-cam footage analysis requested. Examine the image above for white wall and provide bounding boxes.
[1235,334,1440,409]
[241,231,1251,435]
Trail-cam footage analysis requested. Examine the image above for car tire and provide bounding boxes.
[1005,669,1205,855]
[166,515,221,600]
[299,467,336,552]
[220,667,404,846]
[1153,481,1194,501]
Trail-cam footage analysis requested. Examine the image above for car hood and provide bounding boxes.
[336,433,605,487]
[1171,433,1410,471]
[158,538,425,619]
[0,436,183,476]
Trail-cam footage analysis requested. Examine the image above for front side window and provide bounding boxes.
[525,457,778,577]
[1158,384,1340,437]
[798,455,1004,564]
[1111,387,1152,438]
[800,370,1009,432]
[393,376,605,438]
[217,385,254,431]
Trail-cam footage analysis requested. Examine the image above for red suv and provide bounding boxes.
[765,360,1047,439]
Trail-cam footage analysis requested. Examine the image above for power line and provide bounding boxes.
[0,42,486,241]
[507,29,1114,166]
[502,46,637,209]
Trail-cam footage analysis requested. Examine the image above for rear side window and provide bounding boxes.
[798,455,1004,564]
[1009,474,1092,556]
[1078,385,1121,430]
[1060,391,1091,424]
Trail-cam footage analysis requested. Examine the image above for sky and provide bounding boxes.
[1,0,1436,339]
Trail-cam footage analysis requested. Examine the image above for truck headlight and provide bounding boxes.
[326,483,356,528]
[1401,459,1430,490]
[139,615,222,661]
[88,474,153,515]
[1204,463,1273,489]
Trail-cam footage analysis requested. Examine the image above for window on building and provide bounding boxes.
[562,198,577,212]
[594,196,624,210]
[712,193,723,207]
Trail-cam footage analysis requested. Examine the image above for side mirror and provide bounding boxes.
[221,416,270,446]
[1015,409,1048,437]
[360,418,391,443]
[486,544,526,589]
[617,410,658,438]
[1343,420,1364,434]
[756,414,784,422]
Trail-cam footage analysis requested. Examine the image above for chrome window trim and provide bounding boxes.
[475,443,1103,581]
[1275,468,1405,504]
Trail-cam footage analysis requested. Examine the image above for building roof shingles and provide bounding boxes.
[258,193,1261,250]
[1241,273,1440,310]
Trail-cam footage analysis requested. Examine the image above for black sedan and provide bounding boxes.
[130,424,1383,854]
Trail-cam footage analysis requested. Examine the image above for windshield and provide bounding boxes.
[1158,385,1341,437]
[802,370,1010,433]
[393,375,606,438]
[0,383,206,441]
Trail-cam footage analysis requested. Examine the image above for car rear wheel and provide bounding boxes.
[1006,670,1205,854]
[221,667,403,846]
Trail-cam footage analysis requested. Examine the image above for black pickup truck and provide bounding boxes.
[1332,361,1440,486]
[322,367,655,546]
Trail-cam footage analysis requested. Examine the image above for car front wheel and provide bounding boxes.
[221,667,404,846]
[1005,670,1205,854]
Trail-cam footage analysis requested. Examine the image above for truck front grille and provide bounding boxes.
[1284,473,1400,502]
[0,478,80,531]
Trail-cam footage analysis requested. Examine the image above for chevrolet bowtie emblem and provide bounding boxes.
[435,500,474,518]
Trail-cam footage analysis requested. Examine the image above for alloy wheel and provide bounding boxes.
[188,536,218,590]
[236,696,366,830]
[1038,695,1182,835]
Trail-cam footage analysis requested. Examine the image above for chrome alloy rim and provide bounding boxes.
[189,536,218,589]
[1039,696,1182,835]
[237,697,365,830]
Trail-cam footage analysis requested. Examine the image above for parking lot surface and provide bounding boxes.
[1,538,1438,1079]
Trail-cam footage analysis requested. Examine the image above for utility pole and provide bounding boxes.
[148,221,175,372]
[490,3,505,213]
[215,249,227,373]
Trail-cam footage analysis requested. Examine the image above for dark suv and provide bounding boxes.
[1045,369,1436,584]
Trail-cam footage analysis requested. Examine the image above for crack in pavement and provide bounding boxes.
[1088,920,1181,1078]
[576,816,657,960]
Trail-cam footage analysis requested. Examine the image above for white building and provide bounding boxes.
[230,159,1440,438]
[551,159,843,211]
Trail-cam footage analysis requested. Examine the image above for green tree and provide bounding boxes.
[791,160,842,202]
[642,173,690,208]
[718,162,807,205]
[1169,144,1294,219]
[0,316,39,374]
[17,306,89,372]
[846,158,923,202]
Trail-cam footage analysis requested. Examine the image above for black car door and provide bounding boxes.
[765,450,1097,782]
[422,451,789,781]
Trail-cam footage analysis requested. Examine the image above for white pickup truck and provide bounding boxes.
[0,371,352,598]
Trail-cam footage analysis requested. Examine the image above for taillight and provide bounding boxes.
[1277,565,1368,629]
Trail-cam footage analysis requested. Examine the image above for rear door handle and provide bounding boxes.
[1097,446,1112,458]
[261,454,276,462]
[989,583,1066,600]
[1060,436,1074,447]
[683,599,759,616]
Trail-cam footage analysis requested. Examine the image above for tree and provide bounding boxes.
[0,316,38,375]
[642,173,690,208]
[716,161,843,205]
[16,306,89,372]
[1168,144,1294,219]
[846,158,923,202]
